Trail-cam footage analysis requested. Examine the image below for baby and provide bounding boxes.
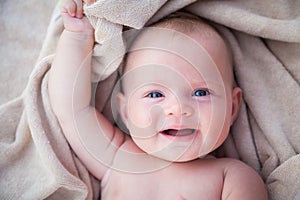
[49,0,268,199]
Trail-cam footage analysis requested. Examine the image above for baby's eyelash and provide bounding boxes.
[193,89,211,97]
[145,91,164,98]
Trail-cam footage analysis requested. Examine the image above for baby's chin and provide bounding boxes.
[149,149,205,163]
[132,136,210,162]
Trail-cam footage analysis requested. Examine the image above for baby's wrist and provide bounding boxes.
[63,29,94,43]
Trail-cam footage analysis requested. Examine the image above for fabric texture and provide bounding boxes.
[1,0,299,199]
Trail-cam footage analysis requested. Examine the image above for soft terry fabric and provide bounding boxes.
[1,0,300,199]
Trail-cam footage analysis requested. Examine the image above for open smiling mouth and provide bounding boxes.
[160,129,197,137]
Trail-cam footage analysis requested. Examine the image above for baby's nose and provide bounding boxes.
[165,99,194,117]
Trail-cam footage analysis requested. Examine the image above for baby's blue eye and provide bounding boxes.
[194,89,210,97]
[147,92,164,98]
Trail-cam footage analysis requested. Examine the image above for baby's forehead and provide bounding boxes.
[130,22,222,49]
[122,25,233,90]
[124,26,230,70]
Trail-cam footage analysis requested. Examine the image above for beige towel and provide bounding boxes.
[1,0,299,199]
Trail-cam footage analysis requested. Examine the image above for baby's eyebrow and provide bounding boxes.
[189,80,225,89]
[189,79,206,84]
[189,79,214,85]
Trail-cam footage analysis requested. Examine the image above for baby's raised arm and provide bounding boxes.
[48,0,127,180]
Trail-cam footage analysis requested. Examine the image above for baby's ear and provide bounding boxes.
[230,87,243,125]
[116,92,129,126]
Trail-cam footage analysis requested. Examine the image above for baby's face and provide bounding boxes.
[117,28,240,162]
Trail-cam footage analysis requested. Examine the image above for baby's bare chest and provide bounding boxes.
[101,162,224,200]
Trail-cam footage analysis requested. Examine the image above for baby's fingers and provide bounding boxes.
[60,0,76,17]
[73,0,83,18]
[61,0,84,18]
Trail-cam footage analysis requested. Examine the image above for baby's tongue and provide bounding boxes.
[166,129,178,136]
[165,129,194,136]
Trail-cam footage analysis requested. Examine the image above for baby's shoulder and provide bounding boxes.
[211,157,250,169]
[195,157,267,199]
[214,157,257,174]
[205,157,258,177]
[185,156,244,168]
[182,157,258,179]
[214,158,267,199]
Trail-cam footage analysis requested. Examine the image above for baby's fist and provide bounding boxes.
[61,0,83,18]
[60,0,94,33]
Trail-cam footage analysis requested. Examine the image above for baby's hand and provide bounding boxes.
[60,0,95,33]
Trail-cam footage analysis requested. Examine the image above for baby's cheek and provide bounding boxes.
[128,105,150,128]
[127,102,161,127]
[201,98,229,144]
[195,104,211,130]
[127,104,164,140]
[149,105,166,130]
